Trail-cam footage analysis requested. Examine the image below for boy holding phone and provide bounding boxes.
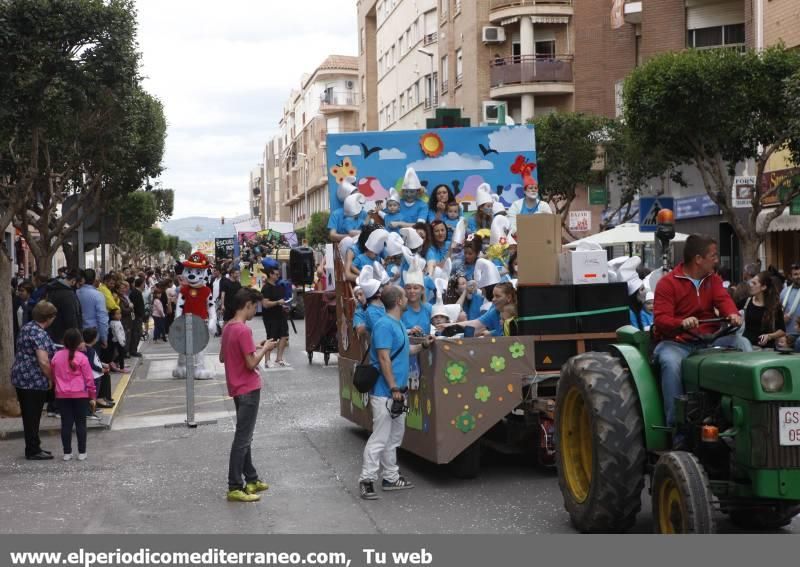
[220,288,278,503]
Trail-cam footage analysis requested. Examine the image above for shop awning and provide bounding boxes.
[564,223,689,248]
[756,208,800,232]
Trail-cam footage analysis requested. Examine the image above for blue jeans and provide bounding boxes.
[654,335,752,426]
[228,389,261,490]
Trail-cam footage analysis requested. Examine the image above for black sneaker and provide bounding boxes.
[359,481,379,500]
[382,476,414,491]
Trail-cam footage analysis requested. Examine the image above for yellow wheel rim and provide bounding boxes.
[657,478,685,534]
[560,387,593,503]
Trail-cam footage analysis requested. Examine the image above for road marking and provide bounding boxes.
[124,396,233,418]
[125,383,223,398]
[102,372,132,424]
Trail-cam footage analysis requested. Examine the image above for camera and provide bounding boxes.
[388,389,409,419]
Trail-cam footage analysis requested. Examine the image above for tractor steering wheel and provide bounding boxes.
[685,317,741,346]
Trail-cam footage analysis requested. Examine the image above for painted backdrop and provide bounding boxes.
[326,125,537,212]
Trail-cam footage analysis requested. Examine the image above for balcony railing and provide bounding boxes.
[490,55,573,88]
[424,94,438,110]
[320,91,359,108]
[424,31,438,46]
[490,0,572,9]
[441,80,449,93]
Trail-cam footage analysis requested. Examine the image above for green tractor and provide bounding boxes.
[556,321,800,533]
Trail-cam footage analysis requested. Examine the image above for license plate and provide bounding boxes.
[778,407,800,446]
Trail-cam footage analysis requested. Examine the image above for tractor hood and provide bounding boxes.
[682,350,800,401]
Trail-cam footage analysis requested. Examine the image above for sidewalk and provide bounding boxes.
[0,350,140,440]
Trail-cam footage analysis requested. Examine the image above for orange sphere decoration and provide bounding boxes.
[656,208,674,224]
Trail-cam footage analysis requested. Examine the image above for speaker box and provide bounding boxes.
[574,282,629,333]
[534,340,578,371]
[517,285,576,335]
[289,247,315,286]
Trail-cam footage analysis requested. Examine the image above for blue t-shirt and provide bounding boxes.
[465,293,484,322]
[353,306,366,329]
[463,262,476,281]
[520,199,542,215]
[352,252,375,271]
[382,211,404,232]
[424,276,437,305]
[328,208,367,235]
[426,243,450,263]
[402,302,432,333]
[478,306,502,337]
[443,215,461,234]
[467,215,490,234]
[399,200,427,224]
[365,303,386,332]
[370,315,410,397]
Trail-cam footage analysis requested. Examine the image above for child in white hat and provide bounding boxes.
[382,189,403,232]
[467,183,496,233]
[398,167,428,226]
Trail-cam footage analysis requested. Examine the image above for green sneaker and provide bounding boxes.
[227,489,260,503]
[245,480,269,494]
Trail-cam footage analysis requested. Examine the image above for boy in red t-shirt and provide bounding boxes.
[220,288,277,503]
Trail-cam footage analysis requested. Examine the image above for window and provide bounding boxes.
[455,48,463,85]
[407,86,414,108]
[360,27,365,54]
[687,23,745,49]
[414,81,420,107]
[399,93,405,115]
[483,101,507,123]
[379,108,385,129]
[455,0,462,14]
[398,34,404,55]
[441,55,449,92]
[391,100,396,123]
[439,0,448,20]
[535,40,556,59]
[390,45,395,67]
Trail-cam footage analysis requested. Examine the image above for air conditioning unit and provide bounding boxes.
[482,26,505,43]
[346,80,355,90]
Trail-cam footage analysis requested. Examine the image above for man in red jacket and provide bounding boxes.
[653,234,749,427]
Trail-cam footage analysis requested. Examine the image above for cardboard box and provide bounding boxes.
[559,250,609,285]
[516,214,562,285]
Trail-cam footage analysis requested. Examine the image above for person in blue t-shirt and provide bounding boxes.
[352,286,368,330]
[441,201,462,237]
[438,282,515,338]
[328,193,368,243]
[358,285,432,500]
[426,184,456,223]
[401,273,432,336]
[381,189,404,233]
[396,167,428,226]
[352,227,388,274]
[425,220,451,277]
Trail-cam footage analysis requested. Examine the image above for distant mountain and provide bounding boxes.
[161,215,248,246]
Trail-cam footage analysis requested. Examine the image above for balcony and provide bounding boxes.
[490,55,574,96]
[319,91,359,113]
[489,0,573,23]
[423,31,437,46]
[424,94,439,110]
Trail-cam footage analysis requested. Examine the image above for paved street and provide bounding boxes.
[0,319,797,534]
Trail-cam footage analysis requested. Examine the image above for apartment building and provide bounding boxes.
[274,55,360,229]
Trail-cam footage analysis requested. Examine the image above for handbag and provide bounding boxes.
[353,341,405,394]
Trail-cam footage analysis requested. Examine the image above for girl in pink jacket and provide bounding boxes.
[51,328,97,461]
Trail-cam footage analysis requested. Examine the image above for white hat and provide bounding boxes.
[490,215,511,246]
[365,228,389,255]
[618,256,643,296]
[645,291,655,302]
[385,232,405,257]
[372,262,391,285]
[492,200,506,216]
[607,256,630,283]
[451,218,467,246]
[337,177,357,202]
[402,167,423,190]
[476,183,494,207]
[400,226,424,250]
[432,302,462,324]
[403,265,425,288]
[433,258,452,281]
[387,188,401,204]
[344,193,366,217]
[357,266,382,299]
[338,236,356,259]
[474,258,501,289]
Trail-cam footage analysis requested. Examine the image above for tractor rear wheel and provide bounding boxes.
[556,352,646,533]
[652,451,716,533]
[729,501,800,530]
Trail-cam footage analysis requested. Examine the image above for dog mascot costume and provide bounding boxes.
[172,251,218,380]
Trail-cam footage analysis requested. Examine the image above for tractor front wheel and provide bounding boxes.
[652,451,716,534]
[556,352,646,533]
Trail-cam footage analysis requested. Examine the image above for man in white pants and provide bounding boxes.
[358,285,432,500]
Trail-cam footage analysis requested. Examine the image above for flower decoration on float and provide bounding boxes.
[509,342,526,359]
[455,411,477,433]
[445,361,468,384]
[490,356,506,373]
[474,386,492,402]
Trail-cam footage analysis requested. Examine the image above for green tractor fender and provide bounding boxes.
[609,342,670,452]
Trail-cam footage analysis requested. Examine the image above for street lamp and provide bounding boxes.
[418,48,435,109]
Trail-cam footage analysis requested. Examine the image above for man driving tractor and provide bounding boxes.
[653,234,750,427]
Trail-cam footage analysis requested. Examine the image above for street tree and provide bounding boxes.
[530,112,610,237]
[0,0,165,415]
[306,212,330,247]
[113,189,175,266]
[624,46,800,264]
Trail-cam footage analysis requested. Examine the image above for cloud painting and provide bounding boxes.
[378,148,407,160]
[336,144,363,157]
[408,152,494,172]
[487,126,536,153]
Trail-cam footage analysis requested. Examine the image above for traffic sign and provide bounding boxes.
[638,197,675,233]
[168,314,209,355]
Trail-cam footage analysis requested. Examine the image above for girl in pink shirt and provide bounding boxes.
[51,328,97,461]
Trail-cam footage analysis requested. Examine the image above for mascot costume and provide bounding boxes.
[172,251,218,380]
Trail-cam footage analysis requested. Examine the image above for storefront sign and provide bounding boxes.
[588,185,608,206]
[675,194,720,220]
[215,237,235,260]
[733,176,756,208]
[568,211,591,232]
[759,168,800,206]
